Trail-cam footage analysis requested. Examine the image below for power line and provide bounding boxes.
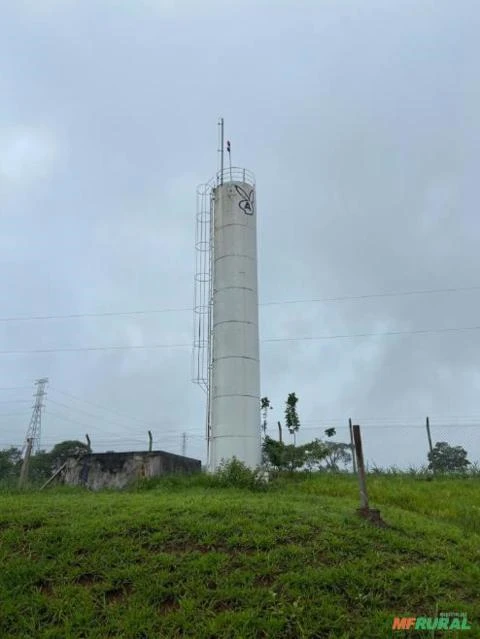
[47,398,156,433]
[45,407,201,438]
[262,285,480,306]
[299,423,480,430]
[49,387,169,430]
[1,323,480,355]
[261,325,480,342]
[0,284,478,323]
[0,411,30,417]
[0,342,189,354]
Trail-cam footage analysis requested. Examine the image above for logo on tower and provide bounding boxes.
[235,185,255,215]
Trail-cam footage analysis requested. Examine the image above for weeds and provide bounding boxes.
[0,472,478,638]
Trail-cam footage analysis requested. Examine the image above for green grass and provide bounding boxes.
[1,473,479,638]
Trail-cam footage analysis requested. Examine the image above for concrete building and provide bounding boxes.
[60,451,201,491]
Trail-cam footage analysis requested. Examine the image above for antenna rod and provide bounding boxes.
[219,117,224,185]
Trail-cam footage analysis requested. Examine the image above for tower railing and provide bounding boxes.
[216,167,255,187]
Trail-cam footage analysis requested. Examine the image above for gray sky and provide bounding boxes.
[1,0,479,468]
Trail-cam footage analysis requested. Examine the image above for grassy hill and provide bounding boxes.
[0,473,479,638]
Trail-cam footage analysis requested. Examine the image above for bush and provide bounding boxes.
[212,458,268,491]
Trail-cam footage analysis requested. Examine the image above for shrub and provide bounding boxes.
[212,458,268,491]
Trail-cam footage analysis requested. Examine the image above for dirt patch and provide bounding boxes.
[159,594,180,613]
[36,579,54,595]
[212,598,242,612]
[75,573,104,586]
[253,573,276,587]
[105,583,133,604]
[22,521,43,531]
[357,508,389,528]
[144,540,255,555]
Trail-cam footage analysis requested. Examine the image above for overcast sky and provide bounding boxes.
[1,0,479,468]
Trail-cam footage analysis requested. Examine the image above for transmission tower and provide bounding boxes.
[182,432,187,457]
[24,378,48,454]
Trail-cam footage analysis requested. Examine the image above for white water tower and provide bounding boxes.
[193,119,261,471]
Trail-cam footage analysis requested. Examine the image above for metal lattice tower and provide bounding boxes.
[24,378,48,454]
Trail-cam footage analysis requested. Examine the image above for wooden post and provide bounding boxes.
[40,462,67,490]
[426,416,433,455]
[85,434,91,453]
[349,418,357,474]
[18,438,33,489]
[352,425,369,510]
[352,425,386,526]
[277,421,283,443]
[148,430,153,452]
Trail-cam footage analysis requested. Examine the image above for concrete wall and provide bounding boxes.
[62,450,201,491]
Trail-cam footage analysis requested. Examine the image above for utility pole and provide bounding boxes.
[24,378,48,454]
[349,418,357,474]
[277,421,283,443]
[148,430,153,452]
[182,432,187,457]
[426,416,433,456]
[18,438,33,488]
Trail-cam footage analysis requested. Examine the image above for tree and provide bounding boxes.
[323,442,352,471]
[324,427,336,438]
[285,393,300,445]
[303,439,329,471]
[428,442,470,473]
[49,440,90,470]
[263,436,328,472]
[0,447,22,480]
[260,397,273,436]
[29,451,54,483]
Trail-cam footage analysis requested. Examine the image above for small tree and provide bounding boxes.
[428,442,470,473]
[29,451,54,483]
[262,436,289,470]
[263,436,328,472]
[303,439,329,471]
[260,397,273,436]
[50,440,90,470]
[285,392,300,446]
[0,447,22,481]
[323,442,352,471]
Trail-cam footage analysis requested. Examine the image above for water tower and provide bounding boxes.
[193,119,261,472]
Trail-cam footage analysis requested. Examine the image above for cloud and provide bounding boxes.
[0,126,60,186]
[0,0,479,469]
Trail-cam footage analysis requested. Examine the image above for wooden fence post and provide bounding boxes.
[426,416,433,455]
[349,418,357,474]
[18,438,33,489]
[352,425,386,527]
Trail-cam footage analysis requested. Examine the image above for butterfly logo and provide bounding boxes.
[235,185,255,215]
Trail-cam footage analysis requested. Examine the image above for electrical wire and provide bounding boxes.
[0,284,478,323]
[49,387,169,430]
[1,323,480,355]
